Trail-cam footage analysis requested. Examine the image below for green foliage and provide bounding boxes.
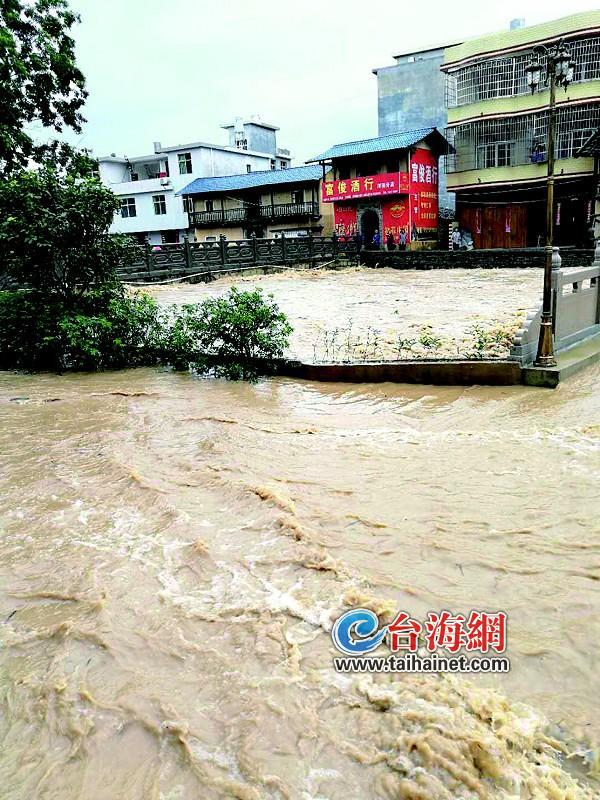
[0,0,87,175]
[395,335,417,358]
[0,164,130,297]
[0,285,292,379]
[465,323,513,360]
[163,287,292,380]
[418,326,443,353]
[0,286,165,371]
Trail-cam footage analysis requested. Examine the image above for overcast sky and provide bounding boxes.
[58,0,598,164]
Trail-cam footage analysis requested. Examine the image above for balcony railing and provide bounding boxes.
[189,207,249,226]
[259,201,320,220]
[189,201,320,227]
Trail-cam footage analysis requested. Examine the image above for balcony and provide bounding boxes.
[189,201,320,227]
[259,201,320,220]
[189,207,249,227]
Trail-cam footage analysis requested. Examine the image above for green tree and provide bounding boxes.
[165,288,293,380]
[0,0,87,175]
[0,163,129,297]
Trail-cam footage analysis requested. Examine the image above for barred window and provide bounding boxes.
[447,35,600,108]
[445,103,600,173]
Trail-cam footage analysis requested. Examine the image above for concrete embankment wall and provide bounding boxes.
[358,248,594,270]
[275,358,523,386]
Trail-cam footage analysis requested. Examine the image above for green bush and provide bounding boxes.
[0,166,130,297]
[0,285,292,379]
[163,287,292,380]
[0,286,165,372]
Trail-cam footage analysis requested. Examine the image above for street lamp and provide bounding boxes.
[525,40,574,367]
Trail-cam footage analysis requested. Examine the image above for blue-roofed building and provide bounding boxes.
[307,128,450,248]
[180,164,332,241]
[97,117,292,246]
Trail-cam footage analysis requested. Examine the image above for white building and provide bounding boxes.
[98,119,292,244]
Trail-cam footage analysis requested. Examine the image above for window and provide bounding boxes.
[178,152,192,175]
[270,159,276,170]
[182,196,193,214]
[246,164,252,173]
[557,128,594,160]
[120,197,136,218]
[496,142,512,167]
[280,160,288,169]
[205,199,214,212]
[291,189,304,204]
[476,141,513,169]
[205,236,217,242]
[153,194,167,215]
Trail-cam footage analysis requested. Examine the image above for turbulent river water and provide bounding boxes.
[1,273,599,799]
[143,268,545,360]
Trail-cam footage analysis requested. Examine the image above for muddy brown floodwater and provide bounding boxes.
[143,267,546,360]
[0,327,599,797]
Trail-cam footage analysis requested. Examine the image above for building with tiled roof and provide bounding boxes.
[307,128,451,247]
[180,165,330,241]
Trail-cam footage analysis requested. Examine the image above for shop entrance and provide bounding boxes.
[360,209,379,247]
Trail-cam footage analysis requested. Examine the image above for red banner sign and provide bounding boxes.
[333,204,358,237]
[323,172,409,203]
[410,149,439,231]
[382,198,410,242]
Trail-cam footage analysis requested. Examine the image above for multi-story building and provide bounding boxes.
[307,127,449,247]
[180,165,330,241]
[442,11,600,248]
[373,45,459,211]
[97,119,292,245]
[577,127,600,244]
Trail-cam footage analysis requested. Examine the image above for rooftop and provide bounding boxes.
[392,41,461,61]
[307,127,449,162]
[221,120,280,131]
[178,164,322,196]
[444,10,600,69]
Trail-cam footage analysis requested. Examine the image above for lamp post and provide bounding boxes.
[525,41,574,367]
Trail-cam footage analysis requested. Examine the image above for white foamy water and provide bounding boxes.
[0,350,599,798]
[143,267,544,360]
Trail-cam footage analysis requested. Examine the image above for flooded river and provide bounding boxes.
[144,268,544,360]
[1,359,599,798]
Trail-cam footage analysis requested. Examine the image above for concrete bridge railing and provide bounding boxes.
[510,246,600,364]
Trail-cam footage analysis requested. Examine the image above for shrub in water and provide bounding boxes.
[163,287,292,381]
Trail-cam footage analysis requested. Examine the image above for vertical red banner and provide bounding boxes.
[409,149,439,235]
[333,205,358,237]
[382,198,409,242]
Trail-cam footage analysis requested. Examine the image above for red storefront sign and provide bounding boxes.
[323,172,409,202]
[333,204,358,237]
[409,149,439,231]
[382,198,409,240]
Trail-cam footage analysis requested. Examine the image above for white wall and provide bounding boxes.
[165,145,276,191]
[110,184,188,235]
[100,141,292,240]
